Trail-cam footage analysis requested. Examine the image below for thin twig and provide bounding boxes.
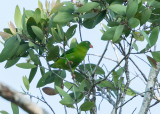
[92,41,109,76]
[39,89,55,114]
[129,57,147,82]
[87,53,117,63]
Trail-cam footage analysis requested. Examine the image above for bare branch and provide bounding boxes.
[0,82,48,114]
[138,63,160,114]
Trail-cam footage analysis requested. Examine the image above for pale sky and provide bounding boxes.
[0,0,160,114]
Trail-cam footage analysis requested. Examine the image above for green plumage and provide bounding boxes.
[51,41,93,70]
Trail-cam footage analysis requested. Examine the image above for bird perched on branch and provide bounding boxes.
[51,41,93,71]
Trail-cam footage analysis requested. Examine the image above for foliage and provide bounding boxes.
[1,0,160,113]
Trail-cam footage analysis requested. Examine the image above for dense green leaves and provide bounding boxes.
[1,0,160,112]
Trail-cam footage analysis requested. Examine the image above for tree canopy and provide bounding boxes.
[1,0,160,114]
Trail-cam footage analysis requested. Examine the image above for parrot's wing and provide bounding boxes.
[61,48,75,57]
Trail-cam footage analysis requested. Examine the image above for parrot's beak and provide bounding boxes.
[90,44,93,48]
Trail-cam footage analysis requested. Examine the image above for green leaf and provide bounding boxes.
[16,63,37,69]
[70,38,78,48]
[147,56,157,68]
[0,36,20,62]
[0,111,9,114]
[80,101,95,111]
[77,2,99,13]
[53,12,74,23]
[140,8,151,25]
[80,13,97,19]
[74,72,85,82]
[28,49,39,65]
[113,74,118,87]
[121,85,136,96]
[83,10,106,29]
[23,76,30,90]
[128,18,140,28]
[57,24,64,39]
[140,31,149,42]
[79,64,105,75]
[113,25,124,42]
[98,80,116,90]
[25,10,34,18]
[31,26,44,41]
[27,17,37,39]
[126,0,138,19]
[11,103,19,114]
[47,45,59,61]
[101,27,116,40]
[133,42,138,51]
[65,25,77,40]
[149,26,159,47]
[29,67,38,83]
[56,86,74,105]
[151,51,160,62]
[38,0,43,10]
[14,5,22,29]
[118,77,124,88]
[22,11,29,37]
[16,44,29,56]
[37,71,59,87]
[51,28,62,42]
[64,82,73,91]
[133,32,144,41]
[109,4,126,15]
[33,8,41,23]
[58,2,74,13]
[5,57,20,68]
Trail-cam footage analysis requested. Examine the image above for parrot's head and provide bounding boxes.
[79,41,93,50]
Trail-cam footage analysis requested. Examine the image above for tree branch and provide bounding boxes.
[138,63,160,114]
[0,82,48,114]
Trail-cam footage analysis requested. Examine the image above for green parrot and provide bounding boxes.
[51,41,93,71]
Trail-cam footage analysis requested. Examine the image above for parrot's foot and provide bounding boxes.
[72,74,76,79]
[68,61,73,64]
